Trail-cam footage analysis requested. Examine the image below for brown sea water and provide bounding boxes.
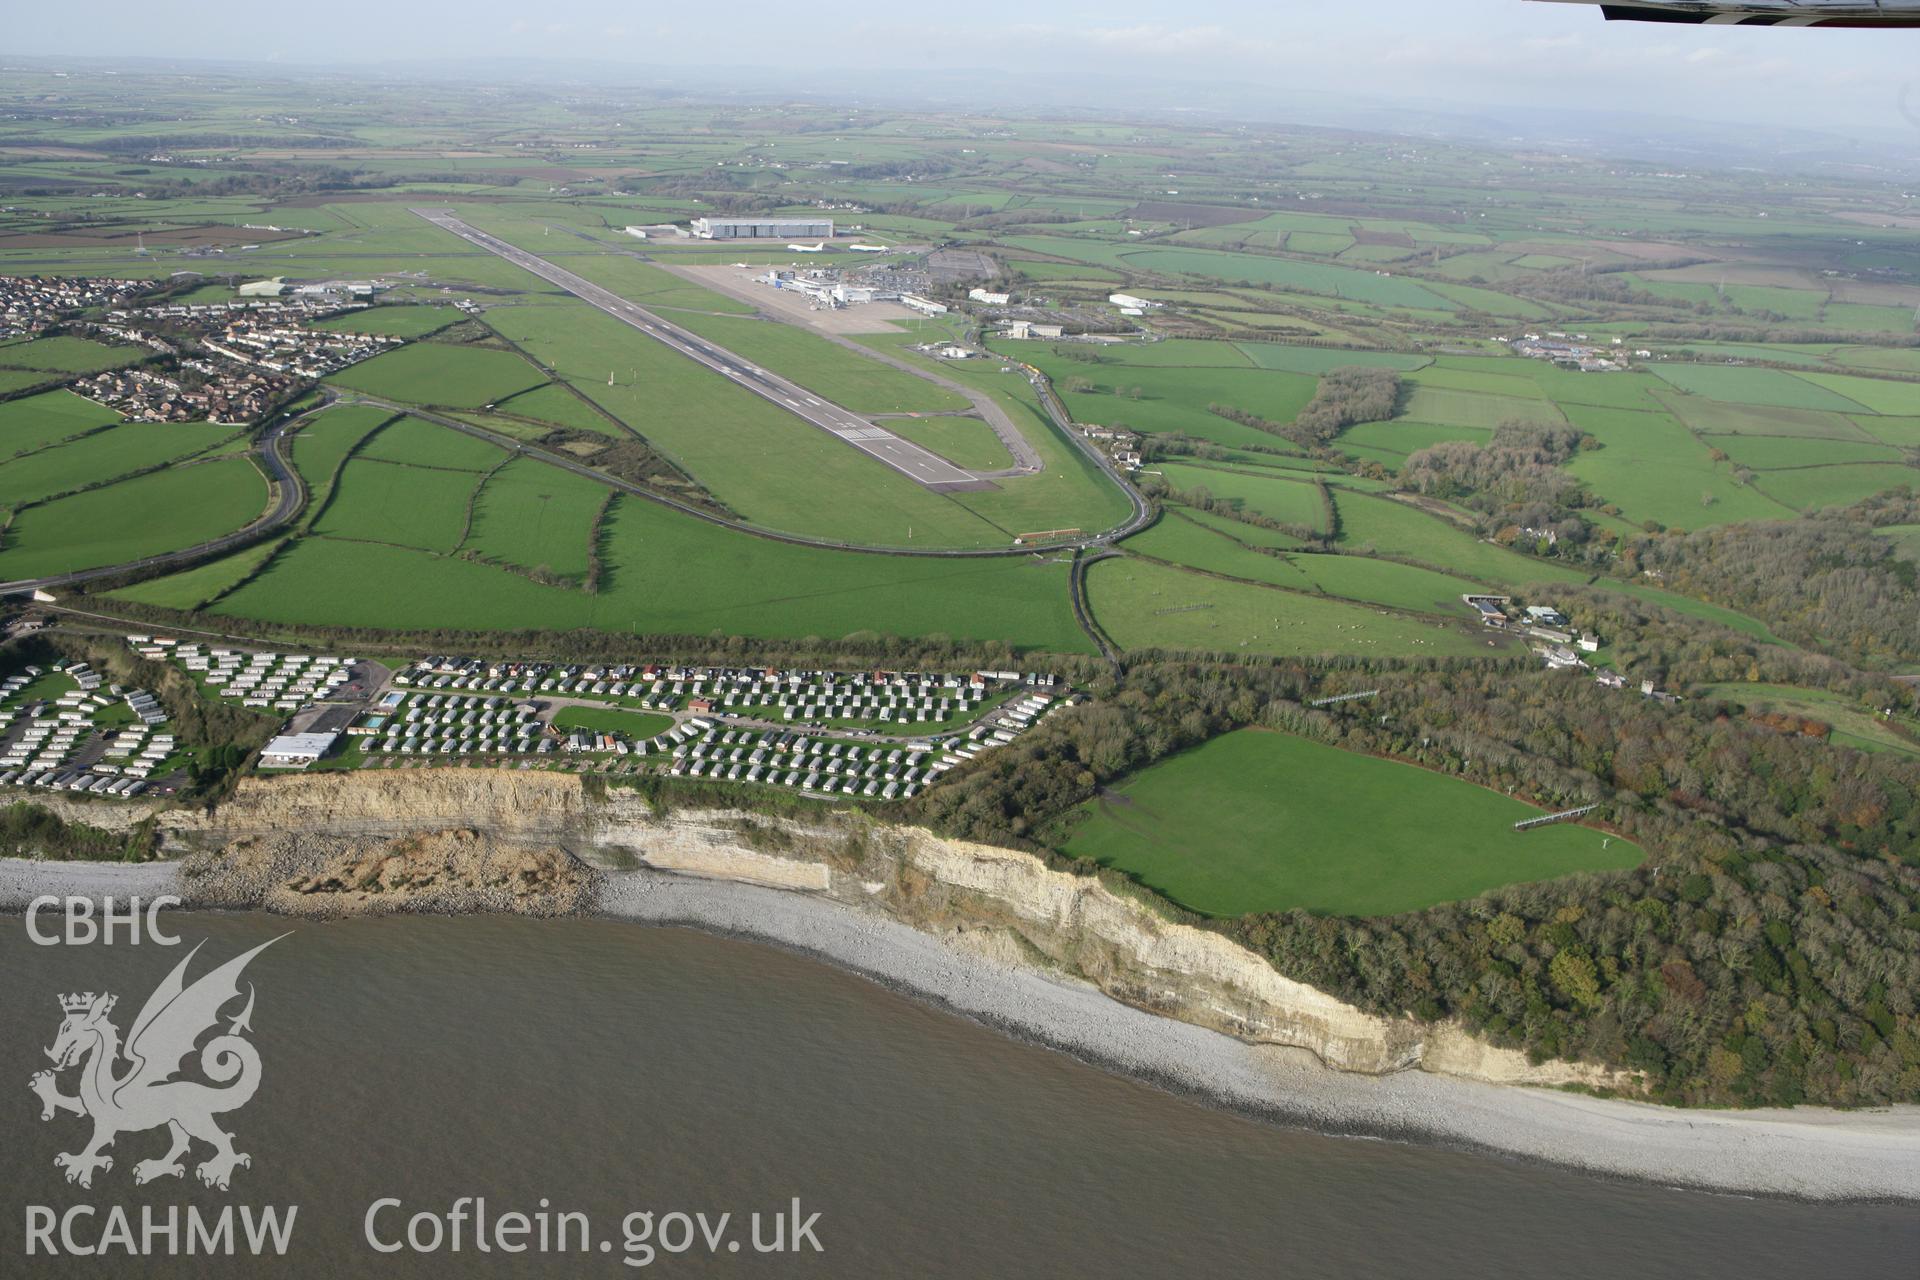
[2,912,1913,1277]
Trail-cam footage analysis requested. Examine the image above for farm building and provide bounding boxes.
[690,217,834,240]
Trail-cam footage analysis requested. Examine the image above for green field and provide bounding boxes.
[1153,463,1325,529]
[0,456,265,579]
[0,390,125,456]
[1333,490,1588,588]
[195,493,1091,651]
[312,306,460,339]
[1695,683,1920,758]
[108,538,284,611]
[1056,729,1641,917]
[1562,404,1794,528]
[357,415,507,471]
[1652,365,1871,412]
[550,705,675,741]
[1399,385,1566,430]
[0,421,237,511]
[0,335,143,374]
[1086,555,1498,658]
[464,457,604,579]
[291,404,396,504]
[668,312,969,415]
[328,340,548,408]
[311,458,479,552]
[487,301,1021,548]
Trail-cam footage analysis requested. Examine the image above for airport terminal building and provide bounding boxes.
[690,216,835,240]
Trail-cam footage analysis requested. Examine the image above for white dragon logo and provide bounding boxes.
[29,936,284,1191]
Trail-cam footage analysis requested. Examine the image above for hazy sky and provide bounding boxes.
[10,0,1920,138]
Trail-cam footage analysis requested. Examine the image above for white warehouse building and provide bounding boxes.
[691,217,835,240]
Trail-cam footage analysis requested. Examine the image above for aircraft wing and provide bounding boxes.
[1531,0,1920,24]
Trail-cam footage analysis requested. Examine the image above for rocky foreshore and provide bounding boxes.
[5,767,1918,1202]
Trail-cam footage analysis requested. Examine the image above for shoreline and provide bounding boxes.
[6,855,1918,1202]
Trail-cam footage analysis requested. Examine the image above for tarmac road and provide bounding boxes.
[410,209,997,493]
[0,395,316,597]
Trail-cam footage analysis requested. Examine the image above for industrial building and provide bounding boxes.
[258,731,339,769]
[690,217,834,241]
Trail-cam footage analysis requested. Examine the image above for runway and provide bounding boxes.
[410,209,994,492]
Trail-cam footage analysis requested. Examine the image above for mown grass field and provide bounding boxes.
[312,305,459,339]
[1152,463,1325,528]
[193,494,1092,650]
[486,300,1015,548]
[1123,513,1481,614]
[551,705,675,741]
[1562,404,1795,527]
[1651,365,1870,412]
[669,312,969,415]
[1086,555,1498,658]
[1332,490,1589,588]
[0,421,238,511]
[311,458,479,552]
[357,415,507,471]
[488,383,624,437]
[290,405,396,506]
[328,340,548,408]
[0,456,265,579]
[1055,728,1641,917]
[0,389,125,456]
[0,335,142,374]
[109,538,284,612]
[464,457,604,579]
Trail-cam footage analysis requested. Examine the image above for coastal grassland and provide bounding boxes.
[310,458,479,552]
[356,415,507,471]
[1651,365,1870,412]
[206,495,1091,650]
[1085,555,1498,658]
[106,538,284,612]
[1151,463,1325,529]
[1561,404,1794,527]
[550,705,675,741]
[0,389,124,455]
[667,312,968,415]
[311,305,459,339]
[0,335,142,374]
[464,457,604,579]
[1695,683,1920,758]
[327,340,548,408]
[1055,728,1640,917]
[1332,490,1588,588]
[0,421,238,511]
[0,456,265,579]
[483,301,1009,548]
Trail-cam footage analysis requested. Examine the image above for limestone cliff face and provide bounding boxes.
[157,769,1636,1092]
